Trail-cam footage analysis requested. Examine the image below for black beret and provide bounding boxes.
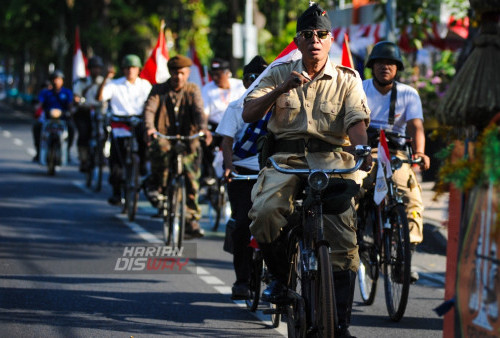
[167,55,192,69]
[210,58,230,71]
[296,3,332,33]
[243,56,268,75]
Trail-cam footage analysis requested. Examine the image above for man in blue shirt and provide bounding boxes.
[32,70,74,161]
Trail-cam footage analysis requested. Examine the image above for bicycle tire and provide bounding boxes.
[87,139,104,192]
[246,251,263,312]
[85,144,94,188]
[270,303,281,328]
[357,198,379,305]
[161,191,171,245]
[169,178,186,249]
[286,240,307,338]
[211,180,228,231]
[47,144,56,176]
[315,245,335,337]
[383,204,411,322]
[126,153,140,221]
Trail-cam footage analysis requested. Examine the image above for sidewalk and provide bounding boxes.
[420,180,449,256]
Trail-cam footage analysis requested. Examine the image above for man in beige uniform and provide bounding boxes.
[242,4,371,337]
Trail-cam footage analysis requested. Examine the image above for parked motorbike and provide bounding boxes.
[39,108,68,175]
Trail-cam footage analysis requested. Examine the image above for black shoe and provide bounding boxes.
[231,283,251,300]
[108,195,121,206]
[184,222,204,239]
[261,280,288,304]
[335,326,356,338]
[32,154,39,162]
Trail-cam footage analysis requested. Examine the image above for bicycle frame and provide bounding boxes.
[268,145,371,337]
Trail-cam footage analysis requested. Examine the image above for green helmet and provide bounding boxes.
[121,54,142,68]
[366,41,404,71]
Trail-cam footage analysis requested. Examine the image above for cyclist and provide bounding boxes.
[32,70,74,163]
[96,54,152,205]
[73,55,106,172]
[200,58,246,186]
[362,41,431,282]
[242,4,371,337]
[143,55,210,239]
[216,55,268,300]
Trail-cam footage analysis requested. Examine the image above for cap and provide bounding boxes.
[167,55,193,69]
[243,56,268,75]
[88,56,104,68]
[210,58,230,71]
[49,70,64,80]
[296,3,332,33]
[121,54,142,68]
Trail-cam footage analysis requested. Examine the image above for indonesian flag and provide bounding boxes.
[72,27,87,83]
[374,130,392,205]
[140,20,169,84]
[188,43,206,89]
[341,33,354,68]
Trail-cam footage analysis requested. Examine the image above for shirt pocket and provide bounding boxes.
[318,100,342,133]
[275,94,301,125]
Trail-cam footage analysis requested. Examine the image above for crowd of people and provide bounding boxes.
[30,4,431,337]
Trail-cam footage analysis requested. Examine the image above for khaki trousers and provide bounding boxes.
[248,157,359,272]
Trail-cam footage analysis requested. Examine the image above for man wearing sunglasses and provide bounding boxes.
[242,4,371,337]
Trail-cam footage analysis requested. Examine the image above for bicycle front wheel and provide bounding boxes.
[126,153,140,221]
[169,177,186,249]
[315,245,335,337]
[286,240,306,338]
[246,250,263,312]
[383,204,411,322]
[357,199,379,305]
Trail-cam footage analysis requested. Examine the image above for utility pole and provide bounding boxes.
[386,0,397,42]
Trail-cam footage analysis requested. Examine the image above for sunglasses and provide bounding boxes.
[297,30,330,40]
[243,73,259,82]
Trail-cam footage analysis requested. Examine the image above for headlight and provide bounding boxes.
[391,156,403,170]
[308,171,329,191]
[49,109,62,119]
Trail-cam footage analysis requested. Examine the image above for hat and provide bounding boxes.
[366,41,404,71]
[167,55,193,69]
[88,56,104,68]
[121,54,142,68]
[243,56,268,75]
[296,3,332,33]
[49,70,64,80]
[321,178,360,215]
[210,58,230,71]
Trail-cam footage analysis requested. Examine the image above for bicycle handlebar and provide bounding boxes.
[155,131,205,141]
[230,172,259,181]
[267,145,371,175]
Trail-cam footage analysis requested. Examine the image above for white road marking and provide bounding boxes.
[13,138,23,146]
[3,130,11,138]
[70,179,286,336]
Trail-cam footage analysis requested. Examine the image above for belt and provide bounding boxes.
[274,138,342,154]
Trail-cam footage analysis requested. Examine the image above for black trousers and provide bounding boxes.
[227,166,258,285]
[73,107,92,148]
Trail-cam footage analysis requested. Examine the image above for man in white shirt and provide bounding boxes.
[96,54,152,205]
[216,55,268,300]
[200,58,246,184]
[362,41,430,282]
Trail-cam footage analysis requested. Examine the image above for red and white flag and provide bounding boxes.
[341,33,354,68]
[374,130,392,205]
[188,43,206,89]
[72,26,87,83]
[140,20,169,84]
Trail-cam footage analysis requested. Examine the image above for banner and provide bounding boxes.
[374,130,392,205]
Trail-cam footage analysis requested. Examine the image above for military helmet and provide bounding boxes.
[366,41,404,71]
[121,54,142,68]
[88,56,104,69]
[49,69,65,80]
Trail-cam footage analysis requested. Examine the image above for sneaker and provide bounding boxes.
[184,227,205,239]
[108,195,121,206]
[204,177,217,186]
[231,283,251,300]
[410,271,419,283]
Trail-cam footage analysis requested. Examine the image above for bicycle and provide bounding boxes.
[267,146,371,337]
[110,115,142,221]
[85,108,106,192]
[154,131,205,248]
[356,130,421,322]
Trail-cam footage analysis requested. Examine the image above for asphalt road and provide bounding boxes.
[0,102,446,337]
